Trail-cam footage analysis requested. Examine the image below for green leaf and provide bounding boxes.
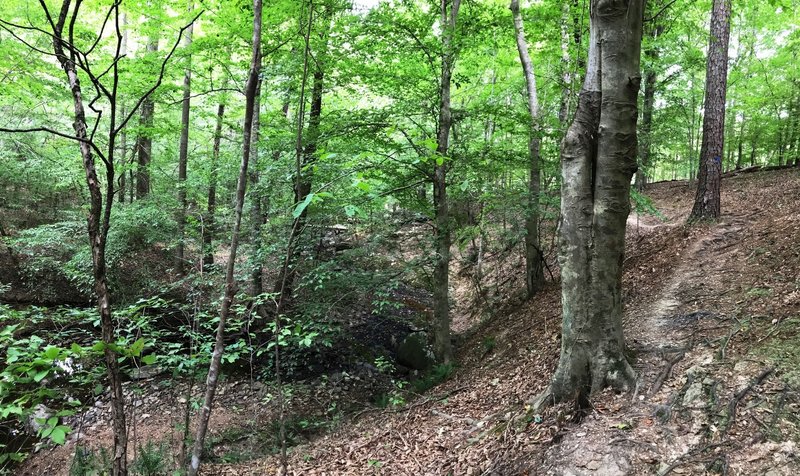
[0,405,23,418]
[44,346,59,360]
[344,204,362,217]
[129,338,145,357]
[292,193,315,219]
[141,354,157,365]
[50,426,69,445]
[33,369,49,382]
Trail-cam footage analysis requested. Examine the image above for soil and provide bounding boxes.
[17,168,800,475]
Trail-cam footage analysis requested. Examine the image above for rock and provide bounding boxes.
[397,332,435,371]
[129,365,165,380]
[682,380,705,407]
[27,404,54,433]
[586,459,602,470]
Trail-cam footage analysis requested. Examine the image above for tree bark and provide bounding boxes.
[187,0,261,473]
[203,100,225,270]
[558,1,572,126]
[176,8,194,275]
[46,1,128,473]
[432,0,461,364]
[689,0,731,221]
[535,0,643,409]
[736,117,745,169]
[135,38,159,200]
[117,14,128,206]
[510,0,544,298]
[273,7,330,304]
[249,79,263,295]
[635,20,663,190]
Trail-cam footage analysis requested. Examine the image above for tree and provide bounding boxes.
[187,0,261,473]
[431,0,461,364]
[510,0,544,298]
[176,3,194,275]
[635,6,665,190]
[689,0,731,221]
[273,1,332,307]
[0,2,197,473]
[135,37,159,200]
[535,0,643,407]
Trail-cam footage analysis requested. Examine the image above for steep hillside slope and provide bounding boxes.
[227,168,800,475]
[18,168,800,475]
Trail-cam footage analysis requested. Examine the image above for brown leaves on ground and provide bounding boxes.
[20,168,800,475]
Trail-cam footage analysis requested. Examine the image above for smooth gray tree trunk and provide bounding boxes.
[249,80,263,295]
[176,8,194,275]
[432,0,461,364]
[187,1,261,474]
[535,0,643,409]
[203,100,225,270]
[510,0,545,298]
[135,38,159,200]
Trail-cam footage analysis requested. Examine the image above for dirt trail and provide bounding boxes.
[542,175,799,475]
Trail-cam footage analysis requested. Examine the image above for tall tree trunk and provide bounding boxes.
[749,137,757,167]
[736,117,745,169]
[635,20,663,190]
[736,131,743,169]
[273,8,330,304]
[724,102,735,172]
[558,1,572,126]
[46,2,128,473]
[535,0,643,409]
[203,99,225,270]
[510,0,544,298]
[187,0,261,473]
[135,38,159,200]
[249,80,263,295]
[690,0,731,221]
[176,9,194,275]
[789,92,800,167]
[117,14,128,206]
[432,0,460,364]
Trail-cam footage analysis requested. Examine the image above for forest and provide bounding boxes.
[0,0,799,474]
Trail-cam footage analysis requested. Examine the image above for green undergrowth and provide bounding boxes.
[753,316,800,387]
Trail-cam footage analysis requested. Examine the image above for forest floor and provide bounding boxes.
[18,167,800,475]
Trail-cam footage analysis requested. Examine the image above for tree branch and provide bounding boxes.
[115,11,204,135]
[0,126,107,162]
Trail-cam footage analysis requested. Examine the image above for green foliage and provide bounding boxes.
[69,445,112,476]
[130,440,170,476]
[411,363,455,394]
[481,336,496,354]
[9,201,178,299]
[630,189,666,220]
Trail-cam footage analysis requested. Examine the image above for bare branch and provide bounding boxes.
[84,0,120,56]
[0,22,56,57]
[0,125,107,162]
[68,0,82,61]
[645,0,679,23]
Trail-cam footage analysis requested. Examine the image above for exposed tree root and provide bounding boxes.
[722,366,774,435]
[650,352,685,395]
